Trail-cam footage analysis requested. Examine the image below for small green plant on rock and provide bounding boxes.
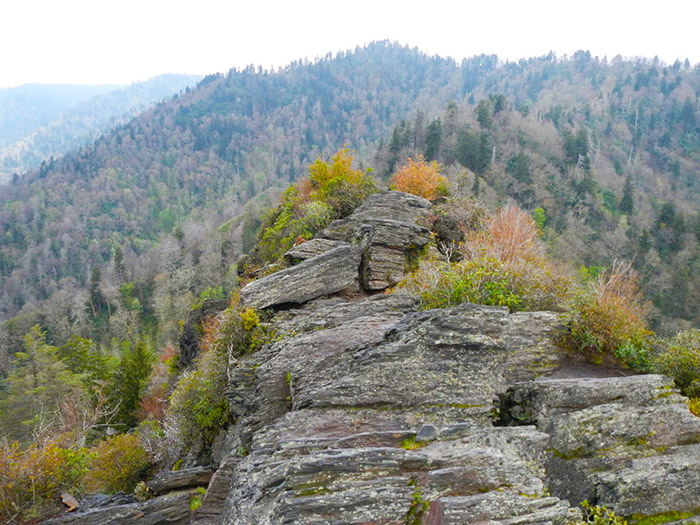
[405,478,430,524]
[189,487,207,511]
[570,500,627,525]
[399,436,427,451]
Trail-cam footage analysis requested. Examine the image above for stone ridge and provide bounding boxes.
[45,192,700,524]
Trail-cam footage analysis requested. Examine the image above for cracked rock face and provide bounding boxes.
[502,376,700,517]
[48,192,700,524]
[318,191,432,290]
[211,300,578,524]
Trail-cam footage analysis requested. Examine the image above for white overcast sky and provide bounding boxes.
[1,0,699,88]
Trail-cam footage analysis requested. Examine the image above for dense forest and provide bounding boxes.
[0,42,699,522]
[0,74,201,183]
[1,43,698,359]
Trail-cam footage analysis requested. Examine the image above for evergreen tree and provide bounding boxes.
[112,244,126,282]
[424,118,442,161]
[0,326,84,443]
[506,152,532,183]
[113,339,154,429]
[620,175,634,214]
[475,99,492,128]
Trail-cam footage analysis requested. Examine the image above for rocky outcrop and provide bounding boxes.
[318,191,432,290]
[148,466,216,496]
[283,238,347,263]
[42,491,196,525]
[206,300,578,524]
[240,244,361,309]
[49,191,700,524]
[501,376,700,518]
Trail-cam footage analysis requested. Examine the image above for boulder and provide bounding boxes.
[240,244,361,309]
[502,376,700,517]
[318,191,432,290]
[283,238,347,263]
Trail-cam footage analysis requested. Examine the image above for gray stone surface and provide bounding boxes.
[503,376,700,517]
[240,244,361,309]
[211,300,576,524]
[318,191,432,290]
[283,238,347,263]
[41,491,194,525]
[147,466,215,496]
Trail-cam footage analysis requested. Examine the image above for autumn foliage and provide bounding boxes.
[566,261,651,360]
[391,156,448,200]
[401,205,574,312]
[0,440,90,522]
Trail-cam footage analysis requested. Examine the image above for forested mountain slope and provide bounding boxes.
[375,53,700,333]
[0,43,467,350]
[0,42,699,358]
[0,75,201,183]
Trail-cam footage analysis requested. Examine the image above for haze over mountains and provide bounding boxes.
[0,74,201,183]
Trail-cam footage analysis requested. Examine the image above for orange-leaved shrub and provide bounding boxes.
[400,205,574,312]
[0,440,91,523]
[391,156,449,200]
[565,260,651,363]
[85,433,151,494]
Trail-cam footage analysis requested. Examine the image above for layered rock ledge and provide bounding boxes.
[46,192,700,525]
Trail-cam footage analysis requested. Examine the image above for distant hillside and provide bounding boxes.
[0,74,201,182]
[0,42,698,354]
[0,83,120,145]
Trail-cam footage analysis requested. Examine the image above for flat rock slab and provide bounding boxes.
[41,491,193,525]
[431,493,579,525]
[284,238,347,262]
[147,465,215,496]
[240,244,361,309]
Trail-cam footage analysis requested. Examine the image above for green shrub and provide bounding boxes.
[401,255,521,310]
[245,149,377,270]
[614,342,653,373]
[165,304,267,459]
[690,398,700,417]
[191,286,226,311]
[565,261,651,361]
[571,500,627,525]
[400,206,574,312]
[0,441,91,522]
[652,330,700,397]
[166,346,230,454]
[85,434,151,494]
